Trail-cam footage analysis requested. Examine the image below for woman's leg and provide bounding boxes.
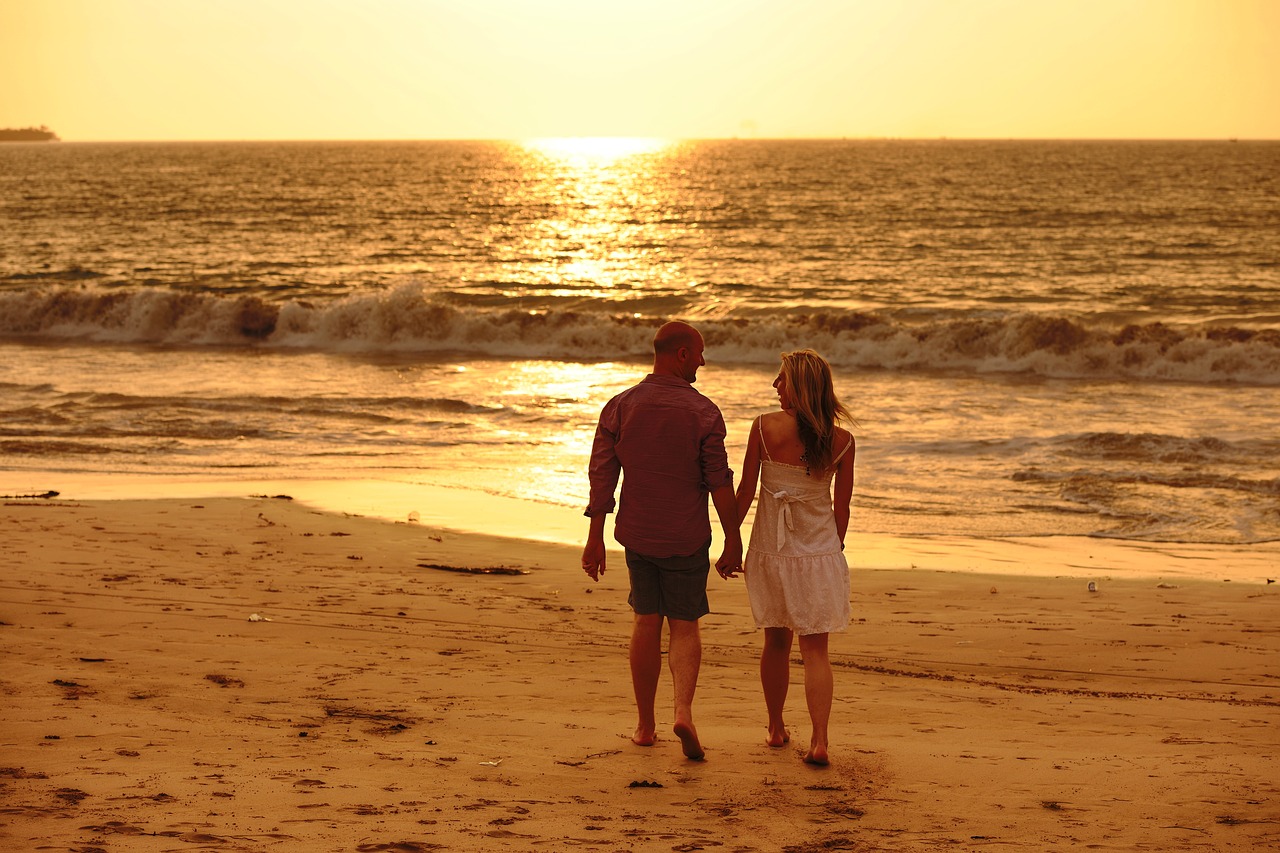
[798,632,832,765]
[760,627,793,746]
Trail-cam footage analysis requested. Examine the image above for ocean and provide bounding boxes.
[2,139,1278,560]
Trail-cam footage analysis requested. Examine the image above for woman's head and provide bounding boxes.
[775,349,851,472]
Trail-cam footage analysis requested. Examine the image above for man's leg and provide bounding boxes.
[667,617,704,759]
[629,612,664,746]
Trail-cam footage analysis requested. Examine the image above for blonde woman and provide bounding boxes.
[734,349,855,766]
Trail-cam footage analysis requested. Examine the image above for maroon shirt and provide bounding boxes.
[585,374,733,558]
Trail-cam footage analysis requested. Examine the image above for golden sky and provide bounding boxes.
[2,0,1277,141]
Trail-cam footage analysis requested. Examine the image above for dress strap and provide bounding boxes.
[830,434,853,466]
[756,416,773,461]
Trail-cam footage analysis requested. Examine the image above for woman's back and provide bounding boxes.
[757,411,852,474]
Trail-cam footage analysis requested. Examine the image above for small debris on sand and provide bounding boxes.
[418,563,529,576]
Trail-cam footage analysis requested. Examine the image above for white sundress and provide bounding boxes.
[744,419,851,636]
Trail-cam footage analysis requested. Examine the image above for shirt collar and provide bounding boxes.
[641,373,694,389]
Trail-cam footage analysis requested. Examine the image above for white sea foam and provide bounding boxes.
[4,283,1278,385]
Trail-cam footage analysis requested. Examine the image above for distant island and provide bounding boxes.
[0,125,60,142]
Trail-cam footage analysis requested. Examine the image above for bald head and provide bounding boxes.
[653,321,701,355]
[652,320,706,383]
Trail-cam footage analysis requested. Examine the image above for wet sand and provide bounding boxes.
[2,496,1277,851]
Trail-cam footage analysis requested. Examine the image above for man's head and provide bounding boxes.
[652,321,706,383]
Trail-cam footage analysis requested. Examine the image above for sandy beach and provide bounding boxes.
[2,495,1278,851]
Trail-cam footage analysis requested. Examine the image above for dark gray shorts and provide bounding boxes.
[625,541,711,622]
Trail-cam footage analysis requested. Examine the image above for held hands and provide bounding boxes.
[715,542,744,580]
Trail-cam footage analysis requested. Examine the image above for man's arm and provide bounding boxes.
[582,511,608,582]
[711,483,743,579]
[699,408,741,578]
[582,403,621,582]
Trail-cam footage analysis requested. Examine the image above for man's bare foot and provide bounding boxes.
[632,727,656,747]
[766,725,790,748]
[673,721,705,760]
[803,745,830,766]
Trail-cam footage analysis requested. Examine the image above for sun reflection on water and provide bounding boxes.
[504,138,685,300]
[484,358,622,507]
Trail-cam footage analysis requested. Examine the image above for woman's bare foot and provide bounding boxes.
[766,725,790,748]
[673,721,705,760]
[803,745,830,766]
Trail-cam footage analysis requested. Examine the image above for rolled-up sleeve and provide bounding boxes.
[699,410,733,494]
[584,400,621,517]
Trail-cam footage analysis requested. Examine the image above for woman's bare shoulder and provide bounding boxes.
[760,410,796,433]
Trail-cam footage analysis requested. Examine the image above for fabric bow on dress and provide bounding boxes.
[763,487,806,550]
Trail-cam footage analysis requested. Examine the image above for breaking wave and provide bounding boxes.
[3,283,1278,385]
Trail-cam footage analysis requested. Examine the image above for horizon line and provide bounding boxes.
[10,135,1278,144]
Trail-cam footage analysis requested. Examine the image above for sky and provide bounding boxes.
[2,0,1277,141]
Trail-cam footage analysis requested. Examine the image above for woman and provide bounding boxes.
[735,349,855,766]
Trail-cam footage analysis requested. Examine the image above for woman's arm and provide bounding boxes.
[735,416,763,524]
[833,431,855,545]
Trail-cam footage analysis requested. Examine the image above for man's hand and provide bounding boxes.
[581,537,606,582]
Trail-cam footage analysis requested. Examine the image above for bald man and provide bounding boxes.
[583,320,743,760]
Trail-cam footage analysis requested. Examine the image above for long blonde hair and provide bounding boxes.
[780,349,853,472]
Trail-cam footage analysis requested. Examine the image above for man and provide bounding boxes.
[582,320,743,761]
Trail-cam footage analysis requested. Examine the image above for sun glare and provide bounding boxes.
[521,137,674,167]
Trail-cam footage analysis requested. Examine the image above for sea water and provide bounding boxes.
[2,139,1277,557]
